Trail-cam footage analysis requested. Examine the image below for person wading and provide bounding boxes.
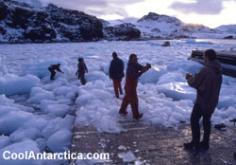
[184,49,222,151]
[48,63,64,80]
[119,53,151,120]
[76,58,88,85]
[109,52,124,98]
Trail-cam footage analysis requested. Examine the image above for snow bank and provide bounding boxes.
[0,92,74,154]
[0,110,35,135]
[47,129,72,152]
[40,101,70,117]
[155,72,196,101]
[86,71,108,82]
[0,140,41,165]
[10,128,39,142]
[28,87,55,104]
[167,60,202,74]
[41,115,74,138]
[157,82,196,101]
[140,67,164,84]
[0,74,40,96]
[24,59,65,79]
[75,80,122,133]
[0,136,10,149]
[218,83,236,108]
[118,151,136,163]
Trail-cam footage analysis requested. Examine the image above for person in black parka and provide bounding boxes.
[76,58,88,85]
[48,63,64,80]
[109,52,124,98]
[184,49,222,151]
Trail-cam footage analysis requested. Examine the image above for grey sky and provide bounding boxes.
[170,0,232,15]
[19,0,236,27]
[39,0,144,17]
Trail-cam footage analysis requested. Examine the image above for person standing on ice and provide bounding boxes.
[109,52,124,98]
[184,49,222,151]
[119,53,151,120]
[76,58,88,85]
[48,63,64,80]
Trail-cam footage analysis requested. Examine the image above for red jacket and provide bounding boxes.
[125,62,148,94]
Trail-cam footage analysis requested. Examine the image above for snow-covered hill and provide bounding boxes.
[216,25,236,39]
[106,12,236,39]
[0,0,236,43]
[136,12,184,38]
[217,25,236,33]
[135,12,224,39]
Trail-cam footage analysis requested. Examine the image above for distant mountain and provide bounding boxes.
[217,25,236,33]
[105,12,223,39]
[0,0,235,43]
[136,12,184,38]
[135,12,222,39]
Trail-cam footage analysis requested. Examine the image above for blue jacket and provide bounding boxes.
[109,58,124,80]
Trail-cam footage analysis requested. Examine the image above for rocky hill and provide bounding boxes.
[0,0,235,43]
[0,0,103,43]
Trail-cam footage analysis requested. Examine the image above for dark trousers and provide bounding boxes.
[78,74,86,85]
[49,70,56,80]
[191,103,212,146]
[119,92,140,118]
[113,79,123,98]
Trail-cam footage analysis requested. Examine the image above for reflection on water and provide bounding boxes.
[195,39,236,45]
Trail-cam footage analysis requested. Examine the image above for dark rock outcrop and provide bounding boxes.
[0,1,8,20]
[0,0,104,43]
[104,23,140,40]
[224,35,234,39]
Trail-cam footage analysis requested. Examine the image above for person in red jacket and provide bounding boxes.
[48,63,64,80]
[184,49,222,151]
[119,54,151,120]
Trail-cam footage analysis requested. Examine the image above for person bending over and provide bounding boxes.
[48,63,64,80]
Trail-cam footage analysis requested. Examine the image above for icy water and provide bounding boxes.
[1,39,235,75]
[195,38,236,45]
[0,40,235,164]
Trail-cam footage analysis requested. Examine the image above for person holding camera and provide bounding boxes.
[184,49,222,151]
[119,53,151,120]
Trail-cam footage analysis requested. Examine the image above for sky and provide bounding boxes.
[28,0,236,28]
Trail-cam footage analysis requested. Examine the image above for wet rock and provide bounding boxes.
[224,35,234,39]
[24,25,56,42]
[0,1,8,20]
[162,41,170,47]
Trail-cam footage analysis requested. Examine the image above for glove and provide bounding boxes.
[146,63,151,69]
[185,73,192,80]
